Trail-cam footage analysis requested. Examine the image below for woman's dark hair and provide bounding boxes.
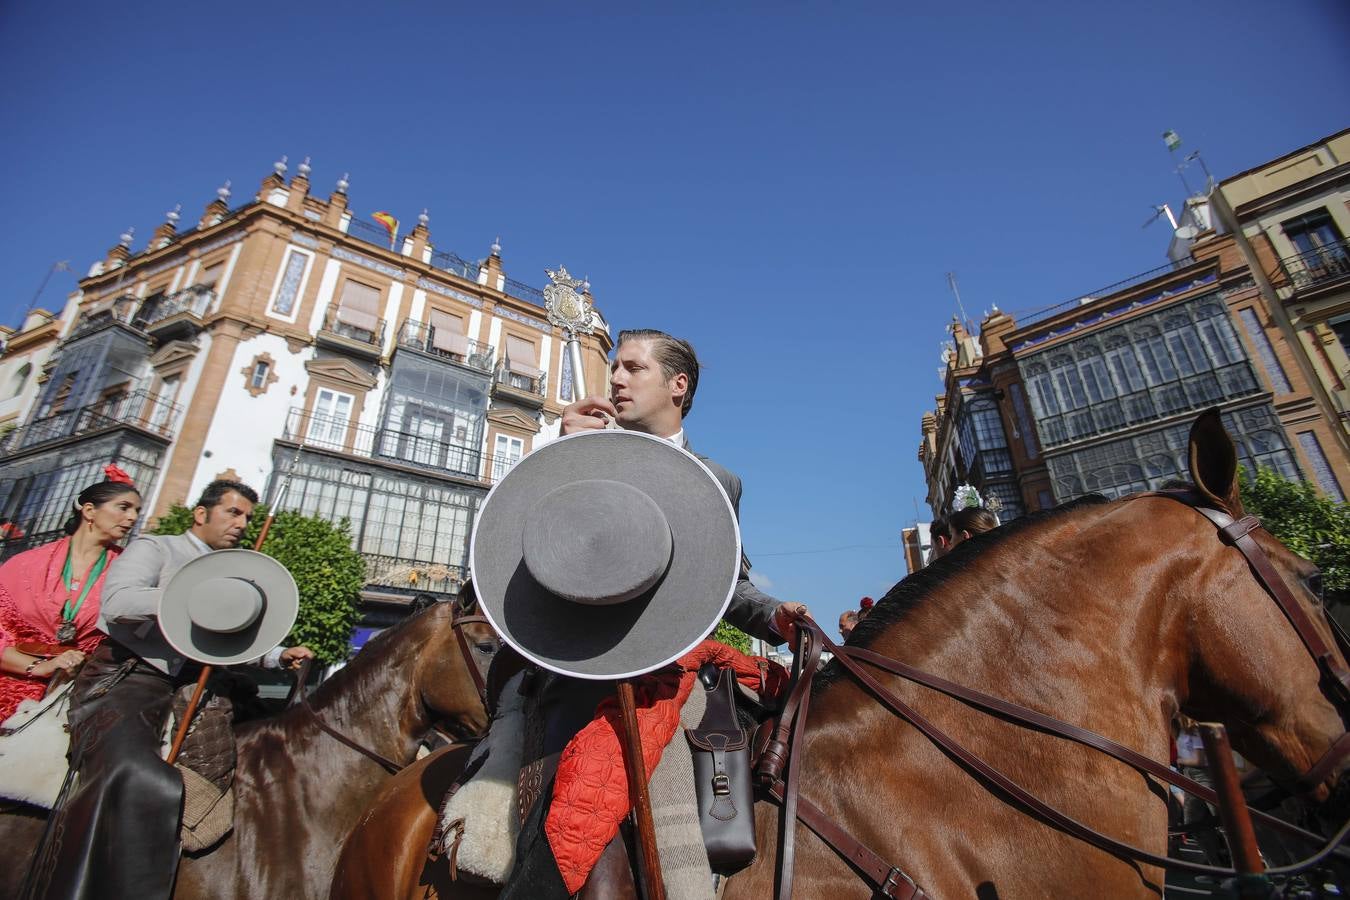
[949,506,999,536]
[64,480,141,535]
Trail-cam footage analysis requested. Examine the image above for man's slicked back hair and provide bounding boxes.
[617,329,700,417]
[194,479,259,512]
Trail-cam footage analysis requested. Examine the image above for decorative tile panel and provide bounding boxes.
[417,277,483,309]
[331,246,404,279]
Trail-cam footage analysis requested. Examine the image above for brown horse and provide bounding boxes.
[0,601,496,900]
[330,412,1349,898]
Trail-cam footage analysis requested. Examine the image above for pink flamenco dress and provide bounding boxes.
[0,536,121,721]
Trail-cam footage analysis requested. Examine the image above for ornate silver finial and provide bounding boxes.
[491,236,502,256]
[165,204,181,225]
[582,275,591,294]
[118,227,135,247]
[298,156,312,178]
[336,172,349,194]
[418,208,429,227]
[273,155,288,177]
[544,265,595,335]
[217,180,232,202]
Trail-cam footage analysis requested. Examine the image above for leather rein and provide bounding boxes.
[303,611,493,776]
[756,491,1350,898]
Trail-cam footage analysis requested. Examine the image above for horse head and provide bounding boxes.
[1168,409,1348,810]
[411,586,498,741]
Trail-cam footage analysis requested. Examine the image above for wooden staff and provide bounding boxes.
[167,446,303,766]
[1197,722,1271,898]
[617,680,666,900]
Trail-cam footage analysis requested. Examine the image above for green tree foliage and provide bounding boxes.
[712,620,752,654]
[1239,467,1350,600]
[152,505,365,663]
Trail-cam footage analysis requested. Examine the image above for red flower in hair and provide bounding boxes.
[859,596,874,610]
[104,464,135,485]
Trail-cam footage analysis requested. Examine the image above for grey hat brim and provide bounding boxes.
[159,549,300,666]
[470,430,740,680]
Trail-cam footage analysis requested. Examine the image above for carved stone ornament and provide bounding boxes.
[543,265,594,336]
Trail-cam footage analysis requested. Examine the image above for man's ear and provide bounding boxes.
[192,506,209,528]
[669,372,689,408]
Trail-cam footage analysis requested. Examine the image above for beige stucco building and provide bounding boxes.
[1213,128,1350,484]
[0,158,613,609]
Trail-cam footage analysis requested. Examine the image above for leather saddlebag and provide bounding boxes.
[686,663,757,874]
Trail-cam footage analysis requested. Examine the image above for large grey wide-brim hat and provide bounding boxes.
[159,549,300,666]
[470,430,741,680]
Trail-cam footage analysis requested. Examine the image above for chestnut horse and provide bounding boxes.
[0,601,496,900]
[330,412,1349,898]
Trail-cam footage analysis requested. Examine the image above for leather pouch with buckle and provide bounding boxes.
[686,662,757,874]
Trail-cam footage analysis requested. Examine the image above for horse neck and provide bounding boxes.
[818,501,1187,760]
[299,621,435,767]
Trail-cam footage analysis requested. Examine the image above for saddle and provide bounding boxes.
[0,675,239,853]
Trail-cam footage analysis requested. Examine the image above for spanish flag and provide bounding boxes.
[372,211,399,239]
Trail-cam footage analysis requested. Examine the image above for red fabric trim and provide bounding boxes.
[545,640,788,893]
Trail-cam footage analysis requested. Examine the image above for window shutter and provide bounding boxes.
[337,282,381,332]
[429,308,468,355]
[505,336,539,376]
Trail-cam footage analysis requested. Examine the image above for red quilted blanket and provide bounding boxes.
[545,640,788,893]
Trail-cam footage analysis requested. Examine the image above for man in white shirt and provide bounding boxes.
[38,480,311,900]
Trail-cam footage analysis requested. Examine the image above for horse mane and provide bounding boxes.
[843,493,1109,651]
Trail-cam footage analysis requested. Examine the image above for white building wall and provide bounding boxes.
[187,333,311,507]
[306,258,343,334]
[141,331,217,515]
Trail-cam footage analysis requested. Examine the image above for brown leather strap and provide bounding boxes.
[776,628,824,900]
[451,613,492,707]
[303,696,405,775]
[764,781,926,899]
[836,643,1331,849]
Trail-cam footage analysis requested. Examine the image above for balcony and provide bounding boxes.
[362,554,466,595]
[316,306,386,360]
[344,217,396,251]
[281,406,485,483]
[396,320,494,373]
[68,295,143,341]
[429,250,479,282]
[132,285,214,340]
[1281,239,1350,294]
[491,360,547,409]
[0,388,181,457]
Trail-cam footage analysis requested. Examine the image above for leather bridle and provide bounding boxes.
[305,608,494,775]
[756,491,1350,898]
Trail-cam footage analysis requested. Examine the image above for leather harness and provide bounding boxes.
[755,490,1350,898]
[303,611,493,775]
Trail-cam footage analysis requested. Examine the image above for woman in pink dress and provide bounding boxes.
[0,465,142,720]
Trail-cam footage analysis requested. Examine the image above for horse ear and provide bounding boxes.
[455,578,479,614]
[1187,408,1245,517]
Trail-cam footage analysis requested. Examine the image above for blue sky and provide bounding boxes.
[2,1,1347,633]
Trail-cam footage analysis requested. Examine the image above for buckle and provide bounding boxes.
[882,866,918,898]
[712,773,731,796]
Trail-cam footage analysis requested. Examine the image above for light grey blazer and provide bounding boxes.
[684,436,783,644]
[98,531,211,675]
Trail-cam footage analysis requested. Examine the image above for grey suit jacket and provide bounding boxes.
[97,531,211,675]
[684,436,783,644]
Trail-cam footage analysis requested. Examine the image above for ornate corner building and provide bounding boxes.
[920,130,1350,521]
[0,159,614,619]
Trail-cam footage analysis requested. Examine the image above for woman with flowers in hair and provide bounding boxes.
[0,465,141,719]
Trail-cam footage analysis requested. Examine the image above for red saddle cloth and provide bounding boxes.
[545,640,788,893]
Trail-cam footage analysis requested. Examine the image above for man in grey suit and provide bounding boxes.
[560,328,807,645]
[35,480,311,900]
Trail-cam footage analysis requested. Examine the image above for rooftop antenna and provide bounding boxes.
[946,272,972,332]
[1143,203,1179,231]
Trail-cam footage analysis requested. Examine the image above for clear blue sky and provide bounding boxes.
[2,1,1347,633]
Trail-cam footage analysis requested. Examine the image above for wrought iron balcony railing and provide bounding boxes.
[282,407,486,481]
[0,388,182,456]
[345,216,396,250]
[1281,238,1350,292]
[502,276,545,305]
[429,250,479,282]
[319,305,386,350]
[396,320,495,372]
[493,359,547,398]
[362,553,467,595]
[132,285,215,330]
